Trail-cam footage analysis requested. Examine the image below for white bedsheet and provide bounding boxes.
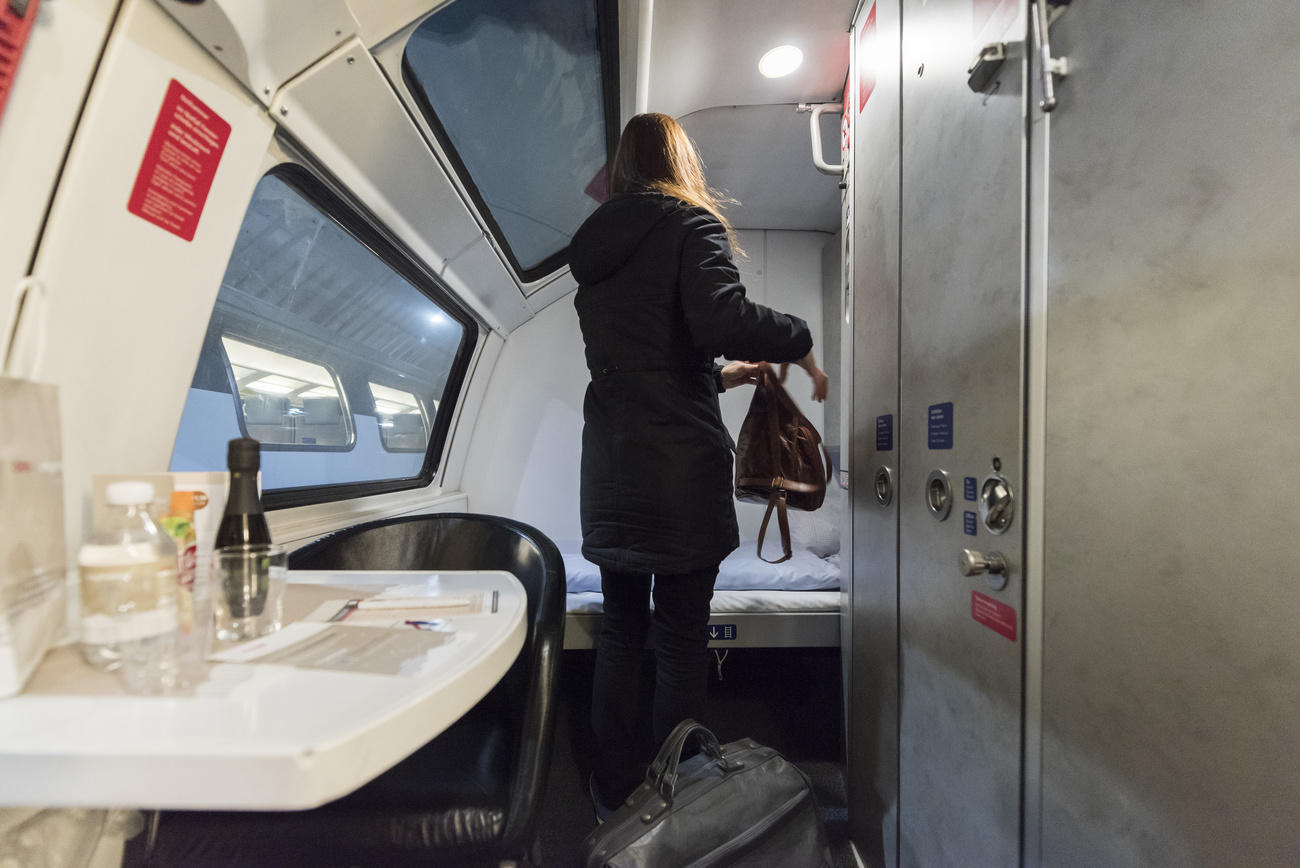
[566,589,842,615]
[561,549,840,593]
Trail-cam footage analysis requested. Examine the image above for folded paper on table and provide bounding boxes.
[208,623,455,676]
[304,597,478,627]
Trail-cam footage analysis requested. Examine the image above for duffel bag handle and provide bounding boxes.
[646,719,741,802]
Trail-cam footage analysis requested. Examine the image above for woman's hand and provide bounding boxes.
[720,361,762,389]
[796,351,829,402]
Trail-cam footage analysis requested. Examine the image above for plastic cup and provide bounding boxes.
[211,544,286,642]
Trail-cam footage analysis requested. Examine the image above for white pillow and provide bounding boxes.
[787,485,842,557]
[562,551,603,593]
[717,546,840,591]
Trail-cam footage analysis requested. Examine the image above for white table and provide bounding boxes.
[0,570,526,811]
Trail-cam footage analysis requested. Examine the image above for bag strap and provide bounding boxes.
[2,278,48,381]
[646,719,738,802]
[755,489,793,564]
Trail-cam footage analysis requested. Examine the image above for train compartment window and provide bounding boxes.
[402,0,619,281]
[170,167,477,507]
[370,382,432,453]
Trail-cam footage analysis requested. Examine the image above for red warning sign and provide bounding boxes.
[858,3,877,112]
[127,79,230,242]
[972,591,1017,641]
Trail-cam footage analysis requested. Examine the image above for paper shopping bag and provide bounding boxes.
[0,376,66,697]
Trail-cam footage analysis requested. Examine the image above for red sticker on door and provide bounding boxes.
[858,3,877,112]
[971,591,1017,641]
[127,79,230,242]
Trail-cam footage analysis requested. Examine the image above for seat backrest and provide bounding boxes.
[288,512,566,854]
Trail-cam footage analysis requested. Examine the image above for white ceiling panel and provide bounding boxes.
[647,0,854,119]
[682,104,842,232]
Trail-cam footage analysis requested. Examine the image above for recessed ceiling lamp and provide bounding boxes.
[759,45,803,78]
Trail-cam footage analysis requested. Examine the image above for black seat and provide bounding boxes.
[131,513,566,867]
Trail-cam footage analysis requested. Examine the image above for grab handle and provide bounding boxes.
[797,103,844,176]
[646,720,740,802]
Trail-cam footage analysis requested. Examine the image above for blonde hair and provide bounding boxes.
[609,113,743,255]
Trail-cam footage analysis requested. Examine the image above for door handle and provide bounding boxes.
[1031,1,1070,112]
[960,549,1008,591]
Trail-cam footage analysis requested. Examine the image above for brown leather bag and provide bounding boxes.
[734,363,832,564]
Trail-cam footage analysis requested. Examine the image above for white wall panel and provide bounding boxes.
[437,332,504,493]
[156,0,359,108]
[459,298,587,547]
[271,38,527,334]
[0,0,118,331]
[462,230,830,550]
[28,0,276,573]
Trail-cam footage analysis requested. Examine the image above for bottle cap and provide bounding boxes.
[227,437,261,472]
[106,481,155,506]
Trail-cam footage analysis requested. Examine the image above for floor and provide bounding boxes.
[539,647,854,867]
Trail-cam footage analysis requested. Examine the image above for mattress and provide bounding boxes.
[562,548,841,594]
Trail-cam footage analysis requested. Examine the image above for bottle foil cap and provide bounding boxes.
[227,437,261,472]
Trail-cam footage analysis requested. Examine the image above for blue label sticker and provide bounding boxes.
[301,436,317,445]
[928,402,954,449]
[964,476,977,501]
[964,511,978,536]
[876,414,894,451]
[708,624,737,641]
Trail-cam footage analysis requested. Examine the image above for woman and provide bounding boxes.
[568,112,829,814]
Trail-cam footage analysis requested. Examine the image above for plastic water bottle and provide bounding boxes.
[78,482,180,690]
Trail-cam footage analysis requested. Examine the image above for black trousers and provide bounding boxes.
[591,563,720,806]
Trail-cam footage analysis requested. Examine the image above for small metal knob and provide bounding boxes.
[959,549,1007,577]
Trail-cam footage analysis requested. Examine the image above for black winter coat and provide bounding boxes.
[569,192,813,573]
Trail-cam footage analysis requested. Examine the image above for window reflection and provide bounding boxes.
[221,338,353,448]
[370,383,432,453]
[403,0,614,277]
[170,168,477,500]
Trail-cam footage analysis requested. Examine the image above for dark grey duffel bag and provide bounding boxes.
[583,720,831,868]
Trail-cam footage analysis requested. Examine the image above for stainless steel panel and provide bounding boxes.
[847,1,902,865]
[1036,3,1300,864]
[898,0,1026,864]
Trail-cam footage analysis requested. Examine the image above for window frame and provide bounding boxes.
[399,0,622,283]
[230,163,481,511]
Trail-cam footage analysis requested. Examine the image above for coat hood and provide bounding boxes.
[567,192,684,285]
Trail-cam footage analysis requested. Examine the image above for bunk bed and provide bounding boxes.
[561,494,844,649]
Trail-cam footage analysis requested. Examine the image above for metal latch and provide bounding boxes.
[967,42,1006,93]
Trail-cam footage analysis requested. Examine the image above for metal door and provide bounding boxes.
[1029,3,1300,864]
[846,1,902,865]
[898,0,1026,864]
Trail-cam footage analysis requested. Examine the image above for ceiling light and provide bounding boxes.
[759,45,803,79]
